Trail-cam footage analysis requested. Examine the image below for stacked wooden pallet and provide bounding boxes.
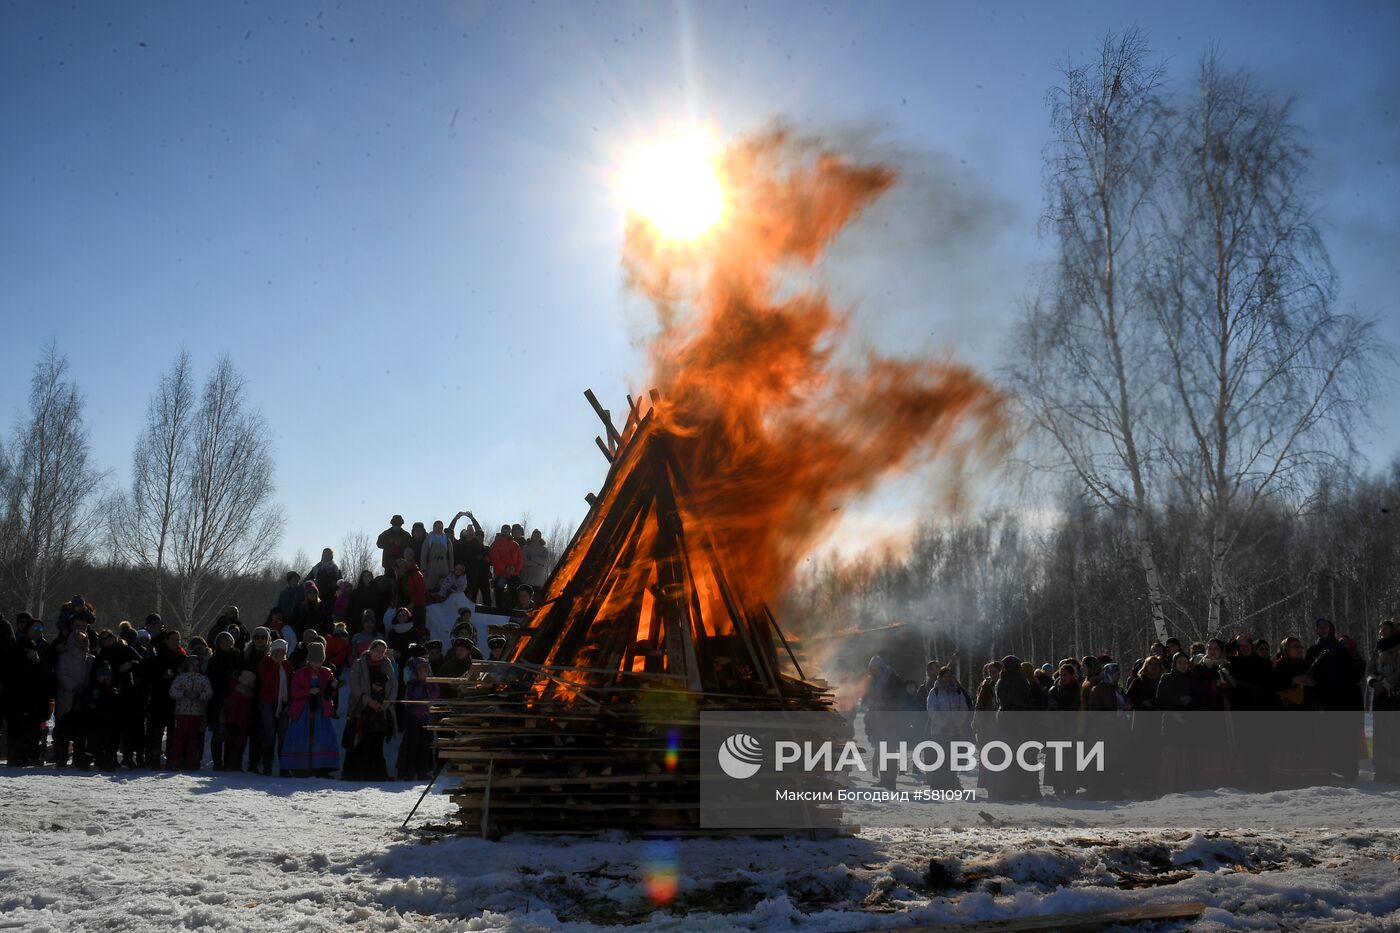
[429,390,839,837]
[430,671,838,836]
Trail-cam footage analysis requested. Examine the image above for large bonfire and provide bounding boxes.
[432,127,1002,836]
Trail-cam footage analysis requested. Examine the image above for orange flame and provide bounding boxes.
[623,127,1003,624]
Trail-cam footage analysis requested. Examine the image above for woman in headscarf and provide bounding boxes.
[343,640,398,780]
[280,640,340,777]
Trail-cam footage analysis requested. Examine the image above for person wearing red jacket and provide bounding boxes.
[324,622,351,672]
[488,525,524,609]
[256,640,294,776]
[397,559,428,624]
[222,670,257,771]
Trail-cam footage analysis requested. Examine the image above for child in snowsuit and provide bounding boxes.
[168,655,213,769]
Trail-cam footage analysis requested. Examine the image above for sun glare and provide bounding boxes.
[623,130,726,241]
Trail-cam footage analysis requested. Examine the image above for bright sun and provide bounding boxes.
[623,130,726,241]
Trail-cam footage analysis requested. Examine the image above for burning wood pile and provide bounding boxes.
[429,390,837,837]
[429,130,1002,836]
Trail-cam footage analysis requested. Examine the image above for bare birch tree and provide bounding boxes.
[112,350,197,614]
[168,356,283,627]
[339,529,376,579]
[0,343,106,616]
[1147,53,1381,632]
[1006,30,1175,641]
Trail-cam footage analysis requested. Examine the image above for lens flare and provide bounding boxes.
[623,130,726,241]
[643,840,680,905]
[665,727,681,772]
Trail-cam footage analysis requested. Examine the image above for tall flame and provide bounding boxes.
[622,127,1004,624]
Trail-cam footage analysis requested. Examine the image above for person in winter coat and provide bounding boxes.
[1305,618,1363,781]
[1086,663,1126,712]
[205,606,250,651]
[96,629,144,768]
[1156,653,1198,713]
[1046,662,1082,713]
[264,607,298,656]
[1156,652,1202,793]
[204,632,244,770]
[1044,661,1082,796]
[863,655,907,790]
[343,640,398,780]
[436,562,471,601]
[54,630,94,768]
[277,571,306,623]
[243,626,270,765]
[79,663,122,770]
[376,515,414,573]
[1125,657,1162,711]
[1083,662,1130,798]
[222,670,257,771]
[396,657,440,781]
[145,630,187,768]
[325,621,351,672]
[6,620,54,766]
[56,596,98,644]
[460,527,494,607]
[396,560,428,626]
[1225,633,1274,710]
[291,581,328,640]
[436,637,480,687]
[281,641,340,777]
[290,630,319,671]
[256,639,293,776]
[168,655,213,770]
[350,611,379,664]
[420,520,454,592]
[331,579,353,624]
[992,656,1040,800]
[521,529,551,591]
[347,570,381,633]
[385,607,421,661]
[130,629,157,766]
[924,667,970,791]
[306,548,343,604]
[971,662,1000,741]
[1370,620,1400,782]
[488,526,524,610]
[1272,638,1314,709]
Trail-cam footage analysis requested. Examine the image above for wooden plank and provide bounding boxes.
[584,388,623,450]
[837,902,1206,933]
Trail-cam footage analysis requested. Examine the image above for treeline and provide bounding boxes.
[786,461,1400,667]
[0,344,282,629]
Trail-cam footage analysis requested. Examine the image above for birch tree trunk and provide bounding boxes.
[1149,53,1379,636]
[1005,30,1173,641]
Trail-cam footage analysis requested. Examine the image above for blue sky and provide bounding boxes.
[2,0,1397,563]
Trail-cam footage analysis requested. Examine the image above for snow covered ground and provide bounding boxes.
[3,768,1400,932]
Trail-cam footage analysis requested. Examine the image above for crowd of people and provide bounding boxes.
[0,514,553,779]
[866,618,1400,800]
